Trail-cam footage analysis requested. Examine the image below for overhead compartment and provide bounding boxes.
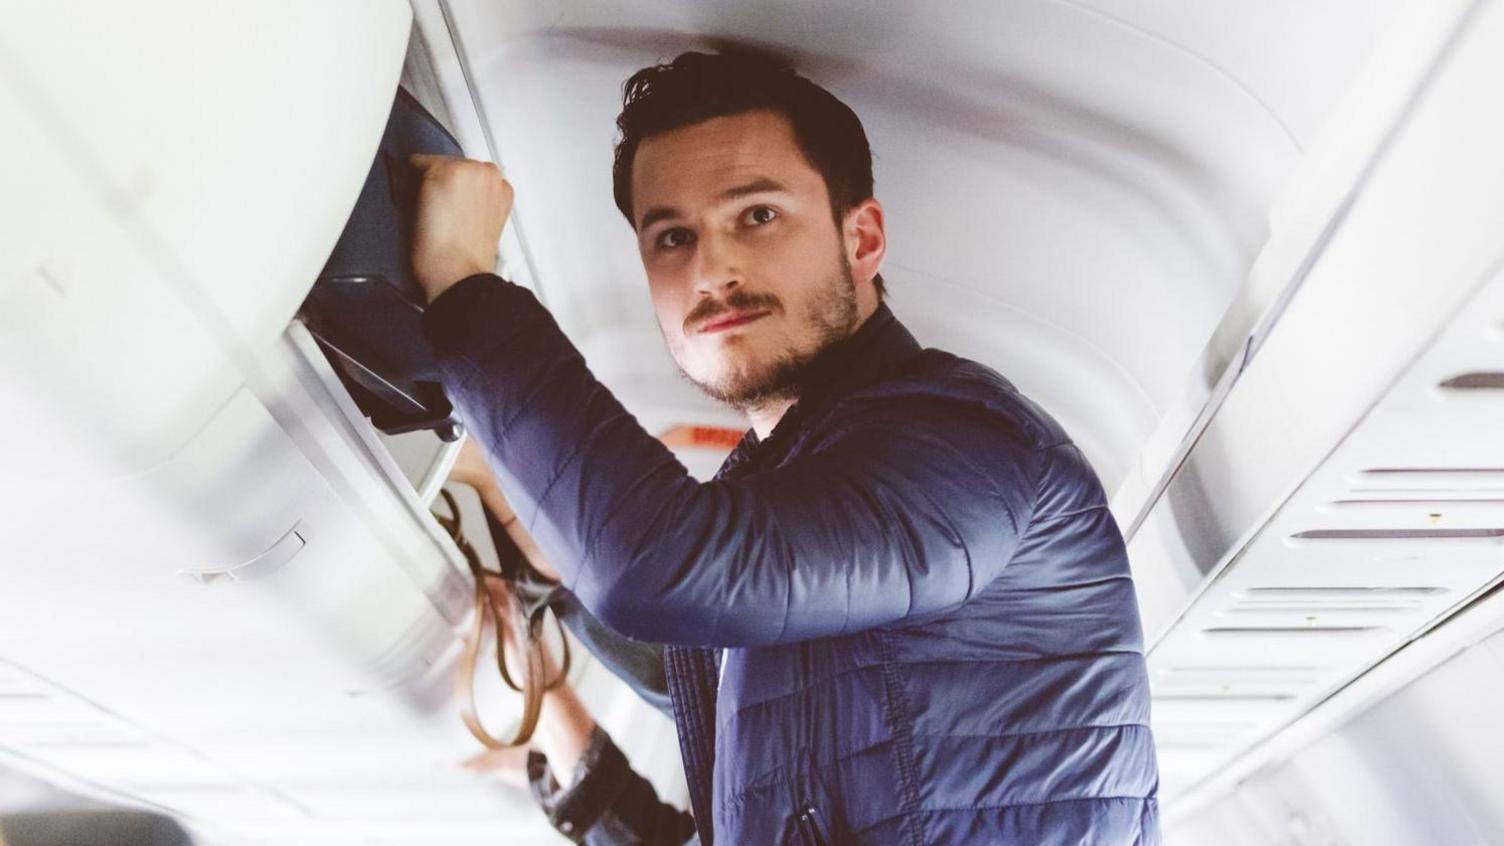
[0,0,413,484]
[0,0,471,705]
[0,1,414,347]
[0,76,242,486]
[0,372,478,822]
[0,3,553,836]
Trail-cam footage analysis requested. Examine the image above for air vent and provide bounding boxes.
[1154,665,1326,677]
[1152,665,1321,700]
[1321,498,1504,513]
[1200,626,1387,639]
[1233,596,1427,606]
[1152,693,1295,702]
[1221,587,1442,624]
[1438,372,1504,390]
[1292,528,1504,539]
[1219,605,1419,617]
[1287,528,1504,547]
[1349,468,1504,492]
[1236,587,1446,597]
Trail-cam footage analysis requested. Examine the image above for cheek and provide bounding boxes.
[646,272,689,335]
[751,235,829,318]
[759,221,831,281]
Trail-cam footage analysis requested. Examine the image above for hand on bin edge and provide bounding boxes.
[409,153,513,303]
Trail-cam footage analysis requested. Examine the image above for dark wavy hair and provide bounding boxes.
[612,50,884,296]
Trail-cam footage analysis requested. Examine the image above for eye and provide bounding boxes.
[655,227,695,250]
[743,205,778,226]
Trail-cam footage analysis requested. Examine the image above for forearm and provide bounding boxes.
[530,684,596,787]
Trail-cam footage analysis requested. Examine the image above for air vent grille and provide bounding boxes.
[1236,587,1446,597]
[1291,528,1504,540]
[1152,693,1295,702]
[1224,587,1434,618]
[1200,626,1387,638]
[1155,665,1326,677]
[1350,468,1504,493]
[1438,372,1504,390]
[1323,498,1504,511]
[1287,528,1504,547]
[1220,605,1419,616]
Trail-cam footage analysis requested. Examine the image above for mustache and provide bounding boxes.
[683,290,782,332]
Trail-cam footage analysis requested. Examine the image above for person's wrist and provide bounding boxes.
[535,685,595,780]
[418,261,491,304]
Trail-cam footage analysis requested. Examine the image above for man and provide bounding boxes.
[413,51,1160,844]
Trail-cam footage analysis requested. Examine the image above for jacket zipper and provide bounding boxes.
[797,807,830,846]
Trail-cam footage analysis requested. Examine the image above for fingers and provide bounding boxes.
[407,151,494,173]
[459,746,531,788]
[407,154,512,200]
[408,154,514,300]
[407,152,448,170]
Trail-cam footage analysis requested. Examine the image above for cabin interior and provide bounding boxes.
[2,1,1503,843]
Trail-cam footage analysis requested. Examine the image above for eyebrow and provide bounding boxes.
[638,177,790,230]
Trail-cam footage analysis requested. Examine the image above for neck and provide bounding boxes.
[743,290,882,439]
[746,396,798,439]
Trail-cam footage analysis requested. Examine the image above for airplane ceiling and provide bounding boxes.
[440,0,1404,492]
[8,1,1483,842]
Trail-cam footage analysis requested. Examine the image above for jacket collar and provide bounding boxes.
[715,302,922,477]
[789,301,921,404]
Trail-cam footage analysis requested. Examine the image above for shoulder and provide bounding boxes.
[830,349,1073,452]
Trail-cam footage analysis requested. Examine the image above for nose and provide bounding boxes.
[691,230,741,296]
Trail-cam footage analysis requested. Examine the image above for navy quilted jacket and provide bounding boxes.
[424,275,1160,845]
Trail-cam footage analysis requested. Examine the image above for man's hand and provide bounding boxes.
[409,154,514,302]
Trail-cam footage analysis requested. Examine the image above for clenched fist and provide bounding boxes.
[409,154,514,302]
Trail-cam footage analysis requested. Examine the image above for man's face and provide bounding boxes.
[630,110,863,409]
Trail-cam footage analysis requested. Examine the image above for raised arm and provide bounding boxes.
[423,274,1037,647]
[409,156,1037,648]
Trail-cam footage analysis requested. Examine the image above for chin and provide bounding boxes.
[680,353,772,406]
[689,336,759,376]
[697,361,760,396]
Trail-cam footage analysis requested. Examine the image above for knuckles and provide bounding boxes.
[421,157,509,192]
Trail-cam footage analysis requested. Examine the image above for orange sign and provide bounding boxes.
[658,425,745,451]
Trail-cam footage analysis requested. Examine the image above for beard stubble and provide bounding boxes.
[677,249,860,411]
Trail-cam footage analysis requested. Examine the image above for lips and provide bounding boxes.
[698,309,770,334]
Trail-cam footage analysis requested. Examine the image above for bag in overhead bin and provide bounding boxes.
[301,87,465,441]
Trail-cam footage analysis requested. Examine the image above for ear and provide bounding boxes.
[843,198,886,290]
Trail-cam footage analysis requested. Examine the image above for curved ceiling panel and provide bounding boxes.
[445,0,1401,490]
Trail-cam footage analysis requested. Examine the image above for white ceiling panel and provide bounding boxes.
[441,0,1405,489]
